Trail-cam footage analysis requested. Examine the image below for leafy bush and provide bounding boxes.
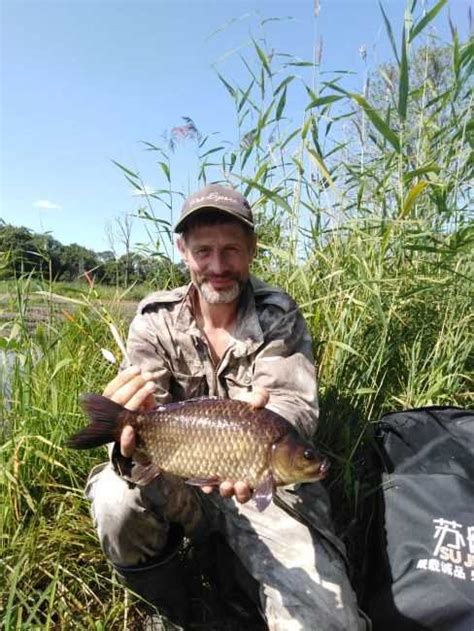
[1,2,472,627]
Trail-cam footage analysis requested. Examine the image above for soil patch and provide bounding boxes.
[0,294,138,332]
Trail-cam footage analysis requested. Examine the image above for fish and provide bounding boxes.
[67,394,329,511]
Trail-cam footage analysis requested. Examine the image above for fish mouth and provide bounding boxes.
[318,458,331,478]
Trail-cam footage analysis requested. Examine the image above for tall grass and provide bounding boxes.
[0,285,125,628]
[122,1,472,476]
[1,2,473,627]
[0,278,151,302]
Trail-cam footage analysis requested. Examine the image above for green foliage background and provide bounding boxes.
[0,222,186,289]
[1,1,472,627]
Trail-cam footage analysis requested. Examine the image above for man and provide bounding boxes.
[86,184,367,630]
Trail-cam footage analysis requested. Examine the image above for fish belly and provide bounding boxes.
[139,416,270,487]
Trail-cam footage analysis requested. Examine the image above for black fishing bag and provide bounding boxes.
[363,406,474,631]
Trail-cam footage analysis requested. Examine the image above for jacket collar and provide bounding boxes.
[174,279,264,355]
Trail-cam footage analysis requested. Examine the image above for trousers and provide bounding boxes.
[85,463,368,631]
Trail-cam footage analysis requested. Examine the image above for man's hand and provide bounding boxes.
[200,386,269,504]
[102,366,156,458]
[234,385,269,410]
[103,371,269,503]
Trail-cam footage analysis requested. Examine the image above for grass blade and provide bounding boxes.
[379,1,400,64]
[253,38,272,77]
[398,25,409,121]
[274,75,295,96]
[158,161,171,183]
[238,80,255,113]
[409,0,448,42]
[306,146,336,190]
[216,73,236,99]
[400,181,429,217]
[240,178,292,214]
[276,86,287,120]
[403,162,440,183]
[306,95,343,110]
[110,160,139,180]
[350,93,401,153]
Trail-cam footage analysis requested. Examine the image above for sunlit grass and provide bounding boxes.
[1,3,472,626]
[0,278,150,302]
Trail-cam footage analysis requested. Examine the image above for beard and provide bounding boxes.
[196,277,245,304]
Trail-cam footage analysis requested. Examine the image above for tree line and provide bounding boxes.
[0,222,186,286]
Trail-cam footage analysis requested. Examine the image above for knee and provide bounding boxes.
[86,464,169,566]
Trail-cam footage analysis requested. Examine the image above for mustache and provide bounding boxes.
[202,274,240,282]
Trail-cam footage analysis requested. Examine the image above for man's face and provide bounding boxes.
[177,221,256,305]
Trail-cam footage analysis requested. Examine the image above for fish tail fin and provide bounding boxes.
[67,393,131,449]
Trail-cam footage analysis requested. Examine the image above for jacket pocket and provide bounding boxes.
[170,371,207,400]
[224,372,252,400]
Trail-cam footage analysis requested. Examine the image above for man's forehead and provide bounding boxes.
[183,222,249,244]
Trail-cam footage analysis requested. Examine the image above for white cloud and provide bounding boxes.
[33,199,62,210]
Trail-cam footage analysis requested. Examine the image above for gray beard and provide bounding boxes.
[198,280,242,304]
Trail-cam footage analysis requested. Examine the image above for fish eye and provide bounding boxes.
[303,448,315,460]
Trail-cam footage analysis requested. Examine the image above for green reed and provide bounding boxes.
[1,2,472,626]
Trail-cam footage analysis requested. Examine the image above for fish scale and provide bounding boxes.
[67,393,328,512]
[136,403,276,486]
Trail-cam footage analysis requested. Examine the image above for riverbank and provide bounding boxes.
[0,285,257,628]
[0,291,139,333]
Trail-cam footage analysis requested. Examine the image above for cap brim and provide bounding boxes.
[174,205,254,233]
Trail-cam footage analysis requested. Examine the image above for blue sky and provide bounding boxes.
[1,0,469,255]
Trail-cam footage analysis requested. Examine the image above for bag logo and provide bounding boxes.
[416,517,474,582]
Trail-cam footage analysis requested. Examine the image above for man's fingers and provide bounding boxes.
[141,392,157,411]
[102,368,157,460]
[234,481,252,503]
[121,425,136,458]
[125,381,157,411]
[102,366,157,409]
[219,480,235,498]
[107,372,155,409]
[102,366,140,398]
[200,480,252,503]
[235,386,269,409]
[200,485,215,494]
[248,386,269,409]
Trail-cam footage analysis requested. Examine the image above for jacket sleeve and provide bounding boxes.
[125,311,173,405]
[252,304,319,441]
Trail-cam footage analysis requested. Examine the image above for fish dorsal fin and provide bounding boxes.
[156,396,219,413]
[254,474,275,512]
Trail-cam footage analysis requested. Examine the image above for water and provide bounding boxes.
[0,349,18,411]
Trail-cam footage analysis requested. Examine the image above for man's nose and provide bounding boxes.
[207,251,227,274]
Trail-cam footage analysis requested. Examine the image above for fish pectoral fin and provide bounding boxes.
[254,474,275,512]
[111,442,133,478]
[186,477,220,487]
[130,462,161,486]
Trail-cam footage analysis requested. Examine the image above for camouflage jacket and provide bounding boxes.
[124,278,348,560]
[126,276,319,440]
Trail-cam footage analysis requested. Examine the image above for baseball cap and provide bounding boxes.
[174,184,254,233]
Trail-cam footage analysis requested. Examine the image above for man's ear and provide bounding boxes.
[177,236,187,258]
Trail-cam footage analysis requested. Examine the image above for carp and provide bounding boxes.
[67,394,329,511]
